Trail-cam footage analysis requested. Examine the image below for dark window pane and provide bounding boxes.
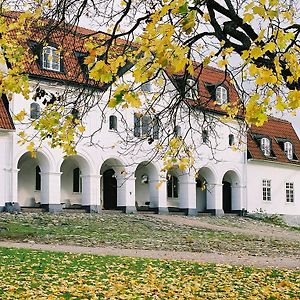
[109,115,117,130]
[35,166,41,191]
[73,167,80,192]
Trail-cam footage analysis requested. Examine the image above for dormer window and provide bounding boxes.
[185,79,198,99]
[261,137,271,156]
[216,85,228,105]
[284,141,293,160]
[30,102,41,119]
[228,134,234,146]
[109,115,117,131]
[42,46,60,71]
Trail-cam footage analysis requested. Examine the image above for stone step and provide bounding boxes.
[197,212,212,216]
[21,207,45,213]
[63,208,87,213]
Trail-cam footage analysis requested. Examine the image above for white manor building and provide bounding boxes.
[0,17,300,222]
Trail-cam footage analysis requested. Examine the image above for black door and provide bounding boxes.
[103,169,117,210]
[222,181,232,213]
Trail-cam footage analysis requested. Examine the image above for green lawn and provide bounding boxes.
[0,212,299,258]
[0,247,299,299]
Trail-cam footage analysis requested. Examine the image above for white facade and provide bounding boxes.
[0,75,251,216]
[0,63,299,219]
[247,160,300,216]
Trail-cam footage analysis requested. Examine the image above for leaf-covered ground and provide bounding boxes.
[0,212,299,259]
[0,247,299,299]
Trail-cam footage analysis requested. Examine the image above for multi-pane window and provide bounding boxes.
[30,102,41,119]
[262,179,271,201]
[261,137,271,156]
[202,129,208,143]
[284,141,293,160]
[185,79,198,99]
[216,85,228,105]
[174,125,182,137]
[42,46,60,71]
[109,115,117,131]
[134,113,159,139]
[286,182,294,203]
[167,175,179,198]
[141,82,151,92]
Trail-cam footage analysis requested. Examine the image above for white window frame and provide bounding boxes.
[216,85,228,105]
[284,141,293,160]
[285,182,294,203]
[262,179,271,201]
[261,137,271,156]
[42,46,60,71]
[185,79,198,99]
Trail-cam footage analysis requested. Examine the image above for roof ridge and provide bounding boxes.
[268,115,291,124]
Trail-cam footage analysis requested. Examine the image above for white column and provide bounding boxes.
[206,182,224,216]
[156,177,169,214]
[41,172,62,212]
[231,185,243,211]
[179,174,197,215]
[81,174,101,213]
[10,168,19,204]
[123,174,136,213]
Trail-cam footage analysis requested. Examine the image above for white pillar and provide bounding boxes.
[123,175,136,213]
[206,182,224,216]
[179,174,197,215]
[10,168,19,204]
[231,185,243,211]
[41,172,62,212]
[152,178,168,214]
[81,174,101,213]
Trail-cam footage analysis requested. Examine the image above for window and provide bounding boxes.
[261,137,271,156]
[216,85,228,105]
[109,115,117,131]
[286,182,294,203]
[229,134,234,146]
[174,125,182,137]
[167,175,179,198]
[30,102,41,119]
[73,167,82,193]
[35,166,41,191]
[42,46,61,71]
[141,82,151,92]
[185,79,198,99]
[134,113,159,140]
[262,179,271,201]
[284,141,293,160]
[202,129,208,143]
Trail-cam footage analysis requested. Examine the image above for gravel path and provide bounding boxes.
[0,241,299,270]
[153,214,300,241]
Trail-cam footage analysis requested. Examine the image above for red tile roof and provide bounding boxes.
[0,96,14,130]
[248,117,300,165]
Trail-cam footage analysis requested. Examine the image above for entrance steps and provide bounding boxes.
[21,207,45,213]
[197,212,212,217]
[63,208,87,213]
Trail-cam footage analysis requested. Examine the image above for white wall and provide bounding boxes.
[247,160,300,215]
